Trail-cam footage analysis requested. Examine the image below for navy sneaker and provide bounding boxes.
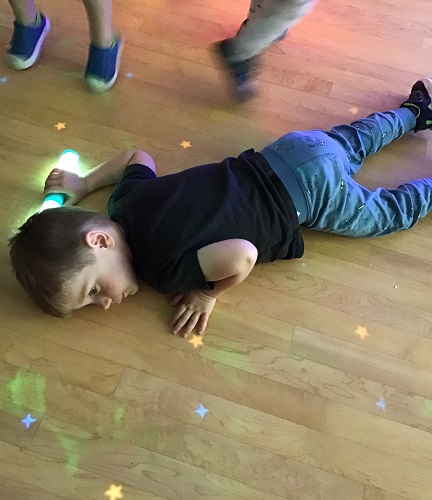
[85,37,123,93]
[215,39,259,102]
[7,13,50,70]
[400,78,432,132]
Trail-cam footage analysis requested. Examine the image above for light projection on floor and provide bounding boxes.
[57,434,80,473]
[376,397,386,411]
[54,122,66,131]
[0,76,7,83]
[188,335,203,349]
[40,149,81,212]
[195,404,209,419]
[21,413,36,429]
[355,325,369,340]
[125,72,133,78]
[7,370,46,411]
[104,484,123,500]
[180,140,191,149]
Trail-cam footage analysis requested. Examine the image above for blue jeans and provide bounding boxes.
[260,108,432,237]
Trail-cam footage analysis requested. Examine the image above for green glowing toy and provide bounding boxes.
[40,149,80,212]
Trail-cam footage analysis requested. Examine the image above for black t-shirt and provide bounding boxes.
[108,149,304,294]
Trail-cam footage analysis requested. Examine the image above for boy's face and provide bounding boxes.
[66,228,139,311]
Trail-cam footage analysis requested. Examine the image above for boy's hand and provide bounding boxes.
[43,169,89,206]
[169,290,216,338]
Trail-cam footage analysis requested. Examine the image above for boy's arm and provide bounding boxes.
[169,239,258,337]
[84,149,156,193]
[43,149,156,205]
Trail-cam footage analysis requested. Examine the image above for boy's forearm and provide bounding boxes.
[83,149,137,194]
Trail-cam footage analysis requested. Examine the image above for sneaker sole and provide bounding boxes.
[6,17,50,70]
[419,77,432,130]
[420,77,432,98]
[85,38,124,94]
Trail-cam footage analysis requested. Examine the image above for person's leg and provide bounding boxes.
[6,0,50,70]
[81,0,122,93]
[8,0,36,25]
[307,169,432,237]
[237,0,288,40]
[326,108,416,176]
[216,0,315,101]
[231,0,316,62]
[81,0,114,48]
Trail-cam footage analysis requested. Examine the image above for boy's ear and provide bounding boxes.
[84,230,115,250]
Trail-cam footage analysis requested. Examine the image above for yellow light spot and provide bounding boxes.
[188,335,203,348]
[104,484,123,500]
[355,325,369,340]
[54,122,66,131]
[349,107,358,115]
[180,140,191,149]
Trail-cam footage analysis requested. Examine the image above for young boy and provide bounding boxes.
[9,79,432,338]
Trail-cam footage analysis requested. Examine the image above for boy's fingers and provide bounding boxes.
[170,304,186,326]
[196,315,209,336]
[181,312,200,338]
[171,309,192,334]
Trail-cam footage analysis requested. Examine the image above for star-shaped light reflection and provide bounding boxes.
[376,397,386,411]
[188,335,203,349]
[125,72,133,78]
[355,325,369,340]
[21,413,36,429]
[180,140,191,149]
[104,484,123,500]
[0,76,7,84]
[195,404,209,419]
[54,122,66,131]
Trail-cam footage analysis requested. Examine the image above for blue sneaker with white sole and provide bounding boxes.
[84,37,123,93]
[7,13,50,70]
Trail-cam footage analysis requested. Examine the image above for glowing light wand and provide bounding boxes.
[40,150,80,212]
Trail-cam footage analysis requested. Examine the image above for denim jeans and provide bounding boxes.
[260,108,432,237]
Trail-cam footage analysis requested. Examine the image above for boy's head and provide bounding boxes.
[9,206,139,316]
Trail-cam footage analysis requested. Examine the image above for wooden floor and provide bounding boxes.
[1,0,432,498]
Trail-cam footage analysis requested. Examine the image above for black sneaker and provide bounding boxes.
[400,78,432,132]
[215,39,259,102]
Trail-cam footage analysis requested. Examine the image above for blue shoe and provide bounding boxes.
[7,13,50,70]
[215,39,259,102]
[85,37,123,93]
[400,78,432,132]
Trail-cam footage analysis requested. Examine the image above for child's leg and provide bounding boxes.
[327,108,415,176]
[6,0,50,70]
[308,174,432,237]
[81,0,122,93]
[231,0,316,62]
[81,0,114,48]
[8,0,37,25]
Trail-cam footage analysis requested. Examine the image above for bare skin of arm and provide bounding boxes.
[43,149,155,205]
[169,238,258,337]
